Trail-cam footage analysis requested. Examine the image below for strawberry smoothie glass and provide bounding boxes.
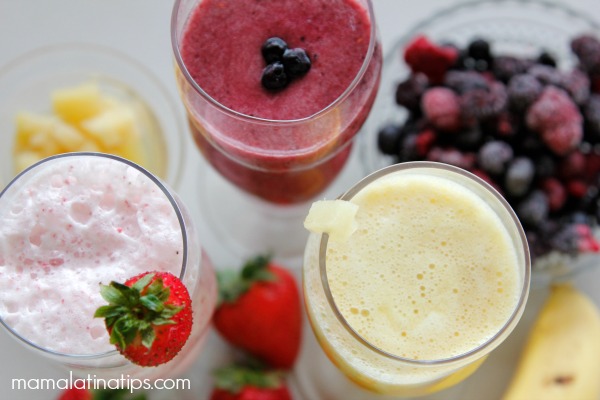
[0,152,217,381]
[171,0,382,259]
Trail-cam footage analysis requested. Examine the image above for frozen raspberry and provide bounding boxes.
[526,86,583,155]
[550,222,600,254]
[567,179,588,199]
[444,70,489,94]
[541,178,567,212]
[560,68,590,105]
[460,82,508,121]
[541,123,583,156]
[507,74,542,111]
[477,140,513,175]
[415,129,437,157]
[571,34,600,75]
[395,73,429,111]
[426,147,475,170]
[404,35,458,84]
[517,190,549,228]
[492,55,531,83]
[421,87,462,131]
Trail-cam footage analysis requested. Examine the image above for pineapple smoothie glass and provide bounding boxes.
[0,153,217,381]
[302,162,531,398]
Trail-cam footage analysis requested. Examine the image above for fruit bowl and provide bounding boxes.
[359,0,600,282]
[0,43,186,189]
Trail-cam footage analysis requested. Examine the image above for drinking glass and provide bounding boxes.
[302,162,531,398]
[171,0,382,259]
[0,152,217,380]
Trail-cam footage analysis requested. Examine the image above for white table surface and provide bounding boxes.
[2,0,600,399]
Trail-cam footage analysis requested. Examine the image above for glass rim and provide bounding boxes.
[318,161,531,366]
[170,0,379,125]
[0,152,189,360]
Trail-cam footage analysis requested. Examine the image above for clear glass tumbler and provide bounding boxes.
[0,152,216,381]
[302,162,531,398]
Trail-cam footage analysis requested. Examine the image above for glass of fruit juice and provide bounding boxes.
[303,161,530,398]
[171,0,382,259]
[0,152,216,380]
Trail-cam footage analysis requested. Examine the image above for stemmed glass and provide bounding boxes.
[171,0,382,260]
[0,153,216,380]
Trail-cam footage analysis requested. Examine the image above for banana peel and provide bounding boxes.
[502,283,600,400]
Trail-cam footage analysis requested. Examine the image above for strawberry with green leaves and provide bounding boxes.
[57,387,146,400]
[94,271,192,367]
[213,255,302,369]
[210,365,292,400]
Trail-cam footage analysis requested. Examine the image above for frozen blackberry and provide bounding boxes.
[398,133,419,162]
[460,82,508,121]
[453,125,484,151]
[583,94,600,139]
[571,34,600,75]
[504,157,535,198]
[507,73,542,111]
[492,56,531,83]
[560,68,590,105]
[395,73,428,111]
[443,70,488,94]
[528,64,563,87]
[477,140,513,175]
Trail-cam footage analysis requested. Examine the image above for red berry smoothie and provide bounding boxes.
[174,0,381,204]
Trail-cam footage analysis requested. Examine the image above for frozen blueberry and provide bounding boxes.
[282,48,311,78]
[467,38,492,64]
[262,37,288,64]
[477,140,513,175]
[261,62,289,90]
[377,123,403,155]
[517,190,549,228]
[537,51,557,67]
[504,157,535,197]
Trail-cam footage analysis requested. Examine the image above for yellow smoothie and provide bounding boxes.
[303,163,529,396]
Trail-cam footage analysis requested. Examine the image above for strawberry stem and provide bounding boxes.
[94,273,182,350]
[213,364,284,394]
[217,254,276,304]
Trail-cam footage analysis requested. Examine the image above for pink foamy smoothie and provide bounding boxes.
[176,0,382,203]
[0,154,216,378]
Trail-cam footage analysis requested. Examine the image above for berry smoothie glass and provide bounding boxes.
[0,153,217,380]
[171,0,382,259]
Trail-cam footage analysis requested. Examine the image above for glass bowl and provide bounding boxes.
[359,0,600,282]
[0,43,185,190]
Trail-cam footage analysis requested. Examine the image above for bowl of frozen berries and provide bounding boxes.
[361,0,600,281]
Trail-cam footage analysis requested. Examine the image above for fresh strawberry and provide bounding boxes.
[57,388,146,400]
[209,365,292,400]
[58,388,93,400]
[94,271,193,367]
[213,255,302,369]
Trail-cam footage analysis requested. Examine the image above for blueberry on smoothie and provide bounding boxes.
[262,62,289,90]
[262,37,288,64]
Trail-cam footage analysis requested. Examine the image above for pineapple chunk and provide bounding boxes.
[52,83,103,124]
[81,107,138,149]
[14,151,44,173]
[48,118,86,150]
[304,199,359,242]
